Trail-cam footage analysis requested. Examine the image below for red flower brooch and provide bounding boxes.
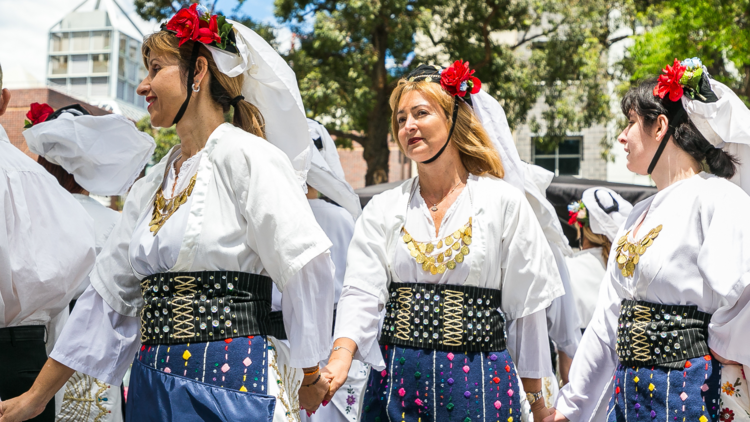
[653,58,687,102]
[441,60,482,97]
[24,103,54,128]
[165,3,234,50]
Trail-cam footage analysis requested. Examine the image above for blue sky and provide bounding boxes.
[0,0,279,87]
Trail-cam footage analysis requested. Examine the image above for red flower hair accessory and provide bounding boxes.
[440,60,482,98]
[165,3,234,51]
[653,58,687,102]
[24,103,54,128]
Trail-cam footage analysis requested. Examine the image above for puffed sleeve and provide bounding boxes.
[0,159,96,327]
[219,135,332,292]
[556,270,621,421]
[546,242,583,357]
[697,186,750,366]
[498,187,565,319]
[334,193,393,369]
[88,164,165,317]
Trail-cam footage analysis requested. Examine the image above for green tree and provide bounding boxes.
[418,0,626,155]
[276,0,431,185]
[619,0,750,103]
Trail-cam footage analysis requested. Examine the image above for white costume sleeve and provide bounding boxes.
[281,251,336,368]
[505,310,554,378]
[334,285,385,369]
[696,193,750,366]
[0,144,96,328]
[545,242,582,357]
[50,285,140,386]
[555,272,620,420]
[498,185,565,320]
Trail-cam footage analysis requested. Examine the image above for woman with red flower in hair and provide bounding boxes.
[545,58,750,422]
[321,61,564,422]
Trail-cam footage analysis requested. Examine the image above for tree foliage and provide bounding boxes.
[619,0,750,105]
[418,0,625,154]
[276,0,430,185]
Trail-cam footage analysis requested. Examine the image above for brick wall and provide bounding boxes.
[0,88,110,158]
[338,140,412,189]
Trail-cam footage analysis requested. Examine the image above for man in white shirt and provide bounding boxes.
[0,62,96,422]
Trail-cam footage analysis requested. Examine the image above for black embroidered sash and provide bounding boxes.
[140,271,279,345]
[379,282,506,352]
[616,299,712,369]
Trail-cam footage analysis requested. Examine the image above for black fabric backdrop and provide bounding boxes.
[353,177,657,246]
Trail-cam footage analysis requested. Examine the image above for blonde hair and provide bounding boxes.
[142,31,265,138]
[390,80,504,178]
[0,61,3,90]
[580,225,612,264]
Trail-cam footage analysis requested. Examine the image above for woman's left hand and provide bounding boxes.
[298,372,330,416]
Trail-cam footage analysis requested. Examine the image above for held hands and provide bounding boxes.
[298,366,330,416]
[321,356,352,402]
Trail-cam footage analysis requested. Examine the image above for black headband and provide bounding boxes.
[404,64,473,164]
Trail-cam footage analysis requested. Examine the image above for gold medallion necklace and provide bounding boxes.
[149,173,198,235]
[614,224,662,277]
[402,217,472,275]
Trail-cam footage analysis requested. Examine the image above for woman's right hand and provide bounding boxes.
[0,393,47,422]
[542,408,570,422]
[321,357,352,402]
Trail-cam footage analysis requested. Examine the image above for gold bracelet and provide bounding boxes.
[303,366,320,376]
[332,345,354,357]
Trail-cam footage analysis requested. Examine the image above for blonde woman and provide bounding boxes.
[321,62,564,422]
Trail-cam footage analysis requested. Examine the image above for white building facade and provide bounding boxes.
[46,0,150,120]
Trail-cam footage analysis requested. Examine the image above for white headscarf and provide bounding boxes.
[471,90,525,193]
[522,162,572,255]
[206,21,311,188]
[681,78,750,195]
[306,119,362,220]
[580,187,633,242]
[23,113,155,196]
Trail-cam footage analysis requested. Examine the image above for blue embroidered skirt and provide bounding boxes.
[125,336,276,421]
[605,355,722,422]
[361,345,522,422]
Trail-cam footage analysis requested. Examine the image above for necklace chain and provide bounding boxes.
[423,179,463,212]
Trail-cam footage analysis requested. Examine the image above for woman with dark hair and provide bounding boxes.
[0,4,334,421]
[320,62,565,422]
[545,58,750,422]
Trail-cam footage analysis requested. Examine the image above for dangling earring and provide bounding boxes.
[192,82,201,93]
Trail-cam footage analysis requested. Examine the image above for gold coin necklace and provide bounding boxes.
[402,217,472,275]
[614,224,662,277]
[423,180,463,212]
[149,168,198,236]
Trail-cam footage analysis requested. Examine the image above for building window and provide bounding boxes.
[50,56,68,75]
[51,33,69,52]
[70,77,87,97]
[91,31,111,50]
[49,78,67,87]
[92,53,109,73]
[533,137,582,176]
[119,34,127,54]
[70,54,89,74]
[91,77,109,96]
[71,32,89,51]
